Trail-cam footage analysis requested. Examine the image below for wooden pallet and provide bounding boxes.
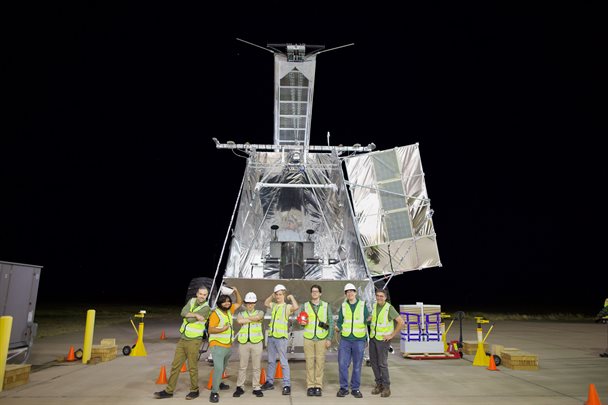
[91,344,117,362]
[501,351,539,370]
[462,341,489,355]
[402,352,459,360]
[2,364,31,390]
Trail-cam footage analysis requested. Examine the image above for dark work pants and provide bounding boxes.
[369,338,391,387]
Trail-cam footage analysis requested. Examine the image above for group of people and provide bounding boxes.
[153,282,404,402]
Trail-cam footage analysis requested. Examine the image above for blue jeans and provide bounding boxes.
[266,337,290,386]
[338,339,365,391]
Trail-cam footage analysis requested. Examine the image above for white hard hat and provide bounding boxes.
[344,283,357,292]
[274,284,286,293]
[244,292,257,303]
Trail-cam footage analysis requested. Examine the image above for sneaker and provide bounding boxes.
[260,382,274,391]
[186,390,199,400]
[209,392,219,403]
[337,388,349,397]
[233,387,244,397]
[372,384,383,395]
[380,387,391,398]
[154,390,173,399]
[307,388,315,396]
[351,389,363,398]
[282,386,291,395]
[252,390,264,397]
[219,382,230,390]
[314,387,322,397]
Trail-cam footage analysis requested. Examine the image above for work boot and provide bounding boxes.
[209,392,219,403]
[233,386,244,397]
[219,382,230,390]
[185,390,199,400]
[260,382,274,390]
[372,384,383,395]
[282,386,291,395]
[307,388,315,396]
[351,389,363,398]
[153,390,173,399]
[337,388,349,397]
[314,387,322,396]
[252,389,264,397]
[380,386,391,398]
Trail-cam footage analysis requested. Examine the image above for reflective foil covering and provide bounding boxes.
[224,151,369,280]
[344,144,441,276]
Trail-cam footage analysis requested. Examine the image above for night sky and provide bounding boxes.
[2,3,605,314]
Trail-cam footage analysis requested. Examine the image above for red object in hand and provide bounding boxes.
[297,311,309,326]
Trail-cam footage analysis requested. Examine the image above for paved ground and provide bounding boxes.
[2,316,607,404]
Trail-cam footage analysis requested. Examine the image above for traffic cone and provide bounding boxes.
[274,361,283,379]
[487,355,498,371]
[206,371,213,390]
[222,370,229,379]
[259,368,267,384]
[160,330,166,340]
[181,362,188,372]
[156,365,168,384]
[66,345,76,362]
[585,383,602,405]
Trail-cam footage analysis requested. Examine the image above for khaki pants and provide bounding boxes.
[166,338,201,393]
[236,342,263,390]
[303,339,327,389]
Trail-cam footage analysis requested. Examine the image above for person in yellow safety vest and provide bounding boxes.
[336,283,370,399]
[368,288,404,398]
[233,292,265,398]
[303,284,334,397]
[154,287,211,400]
[208,287,242,403]
[260,284,299,395]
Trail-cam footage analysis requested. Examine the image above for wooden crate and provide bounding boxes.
[502,351,539,370]
[100,338,116,346]
[90,344,117,362]
[2,364,31,390]
[462,341,489,355]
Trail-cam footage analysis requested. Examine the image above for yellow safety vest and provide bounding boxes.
[303,301,329,340]
[370,303,394,340]
[209,309,234,345]
[237,310,264,344]
[269,303,289,339]
[179,299,209,339]
[341,300,366,338]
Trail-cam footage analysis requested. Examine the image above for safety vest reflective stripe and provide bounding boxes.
[269,303,289,338]
[209,309,234,344]
[370,303,394,340]
[303,301,329,339]
[179,299,208,338]
[237,311,263,344]
[341,300,366,338]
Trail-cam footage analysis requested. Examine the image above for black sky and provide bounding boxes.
[1,3,606,314]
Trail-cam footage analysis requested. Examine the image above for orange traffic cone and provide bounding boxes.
[180,362,188,373]
[206,371,213,390]
[585,383,602,405]
[487,355,498,371]
[222,370,230,379]
[274,361,283,379]
[66,346,76,362]
[259,368,267,384]
[160,330,166,340]
[156,365,168,384]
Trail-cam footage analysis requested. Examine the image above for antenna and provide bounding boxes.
[310,43,355,56]
[235,38,275,54]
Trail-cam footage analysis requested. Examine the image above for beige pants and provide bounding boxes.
[236,342,263,390]
[303,339,327,388]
